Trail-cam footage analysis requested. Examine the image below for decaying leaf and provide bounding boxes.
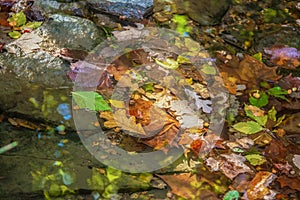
[220,153,253,180]
[170,100,204,129]
[264,45,300,69]
[246,171,277,200]
[157,173,220,200]
[264,139,288,162]
[184,88,212,113]
[100,110,146,135]
[277,175,300,191]
[206,153,253,180]
[217,53,282,90]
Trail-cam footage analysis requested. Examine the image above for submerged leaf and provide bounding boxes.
[223,190,240,200]
[245,154,266,166]
[233,121,263,134]
[72,91,111,111]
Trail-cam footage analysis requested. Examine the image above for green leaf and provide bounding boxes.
[223,190,240,200]
[201,64,216,75]
[252,52,262,62]
[72,91,111,111]
[7,11,26,27]
[233,121,263,134]
[8,30,21,39]
[154,58,179,69]
[22,21,43,30]
[249,92,268,108]
[275,114,285,127]
[106,167,122,183]
[142,82,155,92]
[244,105,268,126]
[267,86,289,100]
[268,106,277,121]
[245,154,266,166]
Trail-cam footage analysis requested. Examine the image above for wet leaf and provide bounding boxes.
[249,91,268,108]
[217,53,281,89]
[247,171,277,200]
[7,11,26,27]
[223,190,240,200]
[72,91,111,111]
[267,86,289,100]
[170,100,204,128]
[201,64,216,75]
[8,30,21,39]
[264,46,300,69]
[184,88,212,113]
[233,121,263,134]
[219,153,253,179]
[264,139,288,162]
[154,58,179,69]
[157,173,221,200]
[244,105,268,126]
[267,106,277,122]
[245,154,266,166]
[21,21,42,30]
[113,109,146,135]
[277,175,300,191]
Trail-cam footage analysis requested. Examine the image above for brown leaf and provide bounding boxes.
[247,171,277,200]
[217,53,282,90]
[277,175,300,191]
[264,45,300,69]
[279,112,300,134]
[100,110,146,135]
[141,124,179,151]
[264,139,288,162]
[157,173,218,200]
[0,12,10,26]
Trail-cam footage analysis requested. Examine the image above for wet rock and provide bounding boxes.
[34,0,89,18]
[255,26,300,53]
[185,0,231,25]
[0,13,103,126]
[87,0,153,20]
[0,51,73,126]
[153,0,230,25]
[5,13,102,53]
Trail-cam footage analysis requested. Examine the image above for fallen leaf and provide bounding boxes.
[245,154,266,166]
[264,139,288,162]
[277,175,300,191]
[219,153,253,180]
[157,173,220,200]
[279,112,300,134]
[217,53,282,90]
[113,109,146,135]
[247,171,277,200]
[233,121,263,135]
[264,45,300,69]
[100,109,146,135]
[72,91,111,111]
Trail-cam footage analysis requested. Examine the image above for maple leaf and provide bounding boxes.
[100,110,146,135]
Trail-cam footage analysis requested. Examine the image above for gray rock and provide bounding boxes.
[38,14,102,51]
[0,13,105,126]
[153,0,230,25]
[0,51,73,126]
[185,0,231,25]
[34,0,89,18]
[87,0,152,20]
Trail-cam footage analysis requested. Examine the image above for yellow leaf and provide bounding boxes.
[109,100,125,108]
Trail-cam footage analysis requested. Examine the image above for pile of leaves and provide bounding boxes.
[70,34,300,199]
